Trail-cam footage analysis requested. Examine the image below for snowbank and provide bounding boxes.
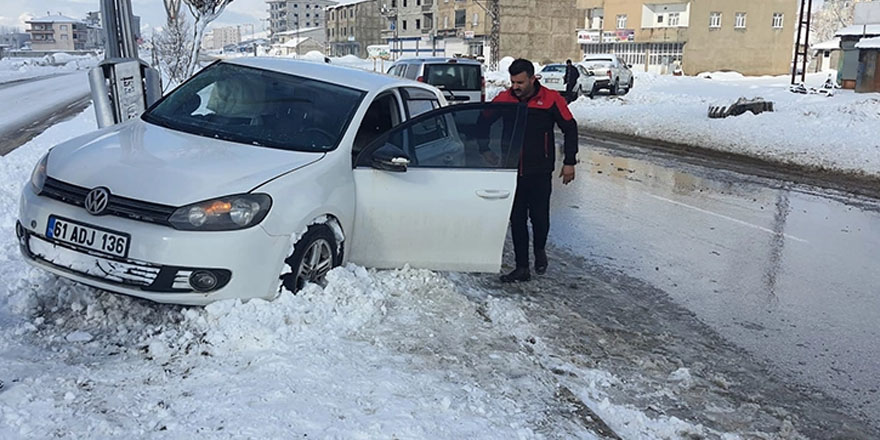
[0,54,99,84]
[564,71,880,179]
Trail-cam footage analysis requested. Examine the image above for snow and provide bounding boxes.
[835,24,880,37]
[856,36,880,49]
[562,71,880,179]
[0,79,733,438]
[0,54,98,84]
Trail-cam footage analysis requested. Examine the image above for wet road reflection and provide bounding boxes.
[550,136,880,422]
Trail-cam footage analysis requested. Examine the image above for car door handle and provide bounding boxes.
[476,190,511,200]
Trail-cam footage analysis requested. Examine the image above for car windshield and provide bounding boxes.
[143,62,366,152]
[541,65,565,73]
[424,64,482,91]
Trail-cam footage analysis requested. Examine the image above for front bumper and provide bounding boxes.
[18,186,289,305]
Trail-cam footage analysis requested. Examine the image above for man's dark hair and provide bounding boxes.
[566,59,572,64]
[509,58,534,77]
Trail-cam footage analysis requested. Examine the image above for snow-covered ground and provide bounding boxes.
[569,72,880,180]
[0,54,99,84]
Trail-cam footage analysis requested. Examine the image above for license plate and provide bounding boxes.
[546,78,560,83]
[46,216,131,258]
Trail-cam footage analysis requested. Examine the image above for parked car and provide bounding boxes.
[17,58,528,305]
[580,54,634,95]
[387,57,485,104]
[537,63,598,98]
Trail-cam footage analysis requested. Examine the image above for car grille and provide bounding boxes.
[41,177,176,226]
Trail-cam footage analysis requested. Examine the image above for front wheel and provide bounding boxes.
[279,224,339,294]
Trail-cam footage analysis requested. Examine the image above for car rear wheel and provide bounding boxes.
[280,224,338,294]
[610,79,620,95]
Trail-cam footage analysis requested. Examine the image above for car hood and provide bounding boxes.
[46,118,324,206]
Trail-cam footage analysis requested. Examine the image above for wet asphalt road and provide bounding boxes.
[544,133,880,432]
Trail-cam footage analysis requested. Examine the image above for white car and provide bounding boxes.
[580,54,634,95]
[17,58,528,305]
[538,63,598,98]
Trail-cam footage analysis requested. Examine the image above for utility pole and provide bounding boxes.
[791,0,813,85]
[474,0,500,70]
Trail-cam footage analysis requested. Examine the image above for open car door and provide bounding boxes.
[348,102,526,272]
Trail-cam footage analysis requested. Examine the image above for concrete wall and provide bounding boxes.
[856,49,880,93]
[498,0,582,64]
[685,0,797,75]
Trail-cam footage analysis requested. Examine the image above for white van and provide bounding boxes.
[388,57,485,104]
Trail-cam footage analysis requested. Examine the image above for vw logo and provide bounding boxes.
[84,187,110,215]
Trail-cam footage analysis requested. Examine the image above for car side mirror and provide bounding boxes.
[627,64,633,69]
[371,143,410,172]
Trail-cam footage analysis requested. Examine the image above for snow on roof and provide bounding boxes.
[812,37,840,51]
[27,14,82,24]
[279,37,314,47]
[326,0,371,10]
[835,24,880,37]
[275,26,323,36]
[856,36,880,49]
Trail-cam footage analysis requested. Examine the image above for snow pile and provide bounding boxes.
[565,71,880,178]
[0,54,99,83]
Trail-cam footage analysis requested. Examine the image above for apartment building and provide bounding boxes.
[382,0,439,57]
[433,0,492,59]
[267,0,336,41]
[325,0,385,57]
[576,0,798,75]
[26,15,89,51]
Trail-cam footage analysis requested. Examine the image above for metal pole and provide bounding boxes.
[791,0,807,85]
[800,0,813,84]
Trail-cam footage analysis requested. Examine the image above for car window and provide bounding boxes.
[583,58,614,66]
[401,87,441,118]
[541,65,565,73]
[404,63,420,80]
[143,62,364,152]
[577,66,589,76]
[356,103,523,169]
[423,64,481,91]
[352,92,402,158]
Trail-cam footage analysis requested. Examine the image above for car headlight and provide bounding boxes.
[168,194,272,231]
[30,153,49,194]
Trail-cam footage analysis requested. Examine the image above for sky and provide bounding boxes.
[0,0,268,34]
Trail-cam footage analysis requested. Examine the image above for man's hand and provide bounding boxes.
[482,150,500,166]
[560,165,575,184]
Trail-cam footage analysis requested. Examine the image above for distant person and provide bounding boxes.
[563,59,580,103]
[490,58,579,282]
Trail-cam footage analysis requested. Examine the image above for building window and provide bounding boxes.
[403,0,407,7]
[455,10,466,28]
[668,12,680,26]
[403,20,407,30]
[617,14,627,30]
[416,19,421,29]
[473,13,479,26]
[772,13,784,29]
[60,24,68,31]
[735,12,746,29]
[657,15,663,24]
[709,12,721,28]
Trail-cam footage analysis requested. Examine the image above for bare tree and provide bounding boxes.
[156,0,193,89]
[812,0,859,44]
[182,0,235,77]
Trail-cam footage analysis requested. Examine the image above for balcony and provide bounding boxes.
[422,0,433,12]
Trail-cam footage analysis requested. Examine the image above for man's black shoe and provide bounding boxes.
[535,250,548,275]
[500,267,531,283]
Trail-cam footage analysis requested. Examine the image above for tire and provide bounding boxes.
[620,77,632,95]
[279,224,339,294]
[610,79,619,95]
[589,85,596,99]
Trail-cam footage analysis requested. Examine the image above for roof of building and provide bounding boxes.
[225,57,408,92]
[812,37,841,51]
[27,14,83,24]
[326,0,371,10]
[836,24,880,37]
[856,36,880,49]
[275,27,324,36]
[278,37,315,47]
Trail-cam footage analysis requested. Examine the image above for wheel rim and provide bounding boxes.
[295,239,334,289]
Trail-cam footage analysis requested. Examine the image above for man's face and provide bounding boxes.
[510,72,535,99]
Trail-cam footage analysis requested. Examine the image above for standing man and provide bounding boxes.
[563,59,580,103]
[493,58,578,282]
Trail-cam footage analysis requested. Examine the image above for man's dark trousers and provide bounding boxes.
[511,173,552,269]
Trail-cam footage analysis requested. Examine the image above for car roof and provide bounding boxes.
[393,57,482,65]
[583,54,617,60]
[224,57,408,92]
